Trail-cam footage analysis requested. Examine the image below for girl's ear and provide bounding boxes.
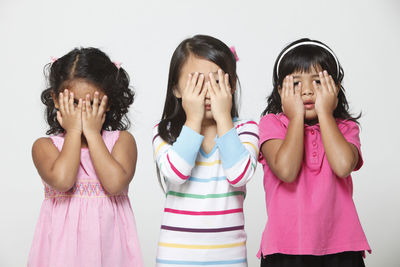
[50,92,60,109]
[173,86,182,98]
[278,86,282,96]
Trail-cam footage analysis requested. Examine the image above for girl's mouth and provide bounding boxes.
[205,104,211,110]
[303,101,315,110]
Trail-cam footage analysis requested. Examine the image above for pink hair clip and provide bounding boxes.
[113,61,122,70]
[50,56,58,64]
[230,46,239,62]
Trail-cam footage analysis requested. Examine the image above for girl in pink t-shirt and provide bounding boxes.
[258,38,371,267]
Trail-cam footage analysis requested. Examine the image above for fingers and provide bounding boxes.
[92,92,99,114]
[63,89,70,114]
[56,111,63,125]
[217,69,226,93]
[58,92,65,116]
[98,95,108,115]
[193,74,204,95]
[209,71,220,93]
[188,72,199,93]
[312,79,321,96]
[69,92,74,112]
[295,81,302,96]
[224,73,231,94]
[206,80,215,97]
[319,71,331,93]
[85,94,92,114]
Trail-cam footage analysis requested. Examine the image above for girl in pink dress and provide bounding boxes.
[28,47,143,267]
[258,39,371,267]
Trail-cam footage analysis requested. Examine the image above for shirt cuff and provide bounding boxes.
[171,126,204,165]
[215,127,248,169]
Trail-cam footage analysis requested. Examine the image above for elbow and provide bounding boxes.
[333,167,352,179]
[332,159,355,178]
[275,169,299,183]
[52,178,75,192]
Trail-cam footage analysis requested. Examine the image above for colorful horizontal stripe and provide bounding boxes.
[228,158,251,185]
[195,160,221,166]
[238,131,259,139]
[166,191,245,199]
[167,154,189,180]
[235,121,257,129]
[156,258,247,265]
[164,208,243,216]
[158,241,246,249]
[161,225,244,233]
[189,176,226,183]
[242,142,258,154]
[155,141,167,155]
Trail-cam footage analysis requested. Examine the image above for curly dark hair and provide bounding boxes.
[41,47,134,135]
[262,38,360,123]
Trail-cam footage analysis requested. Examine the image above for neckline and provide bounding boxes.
[199,145,217,158]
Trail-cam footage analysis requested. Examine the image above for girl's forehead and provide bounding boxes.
[181,55,220,75]
[62,79,104,94]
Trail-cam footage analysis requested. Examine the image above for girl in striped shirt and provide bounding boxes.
[152,35,259,266]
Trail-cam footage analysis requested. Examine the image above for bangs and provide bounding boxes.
[277,45,339,83]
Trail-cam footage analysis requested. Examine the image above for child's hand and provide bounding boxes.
[182,73,207,125]
[314,70,338,116]
[208,69,232,123]
[280,75,304,120]
[56,89,83,134]
[82,92,108,137]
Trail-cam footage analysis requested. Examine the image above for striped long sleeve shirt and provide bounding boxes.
[153,119,259,267]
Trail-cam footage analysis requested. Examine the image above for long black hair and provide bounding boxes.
[41,47,134,135]
[262,38,360,123]
[158,35,239,144]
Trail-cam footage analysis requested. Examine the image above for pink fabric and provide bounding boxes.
[28,131,143,267]
[257,113,371,258]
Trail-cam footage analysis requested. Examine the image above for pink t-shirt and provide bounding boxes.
[257,113,371,258]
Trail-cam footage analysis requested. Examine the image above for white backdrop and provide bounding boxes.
[1,0,399,266]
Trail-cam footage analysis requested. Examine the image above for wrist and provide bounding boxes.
[65,128,82,135]
[83,130,102,140]
[184,118,202,133]
[214,112,232,124]
[317,111,335,121]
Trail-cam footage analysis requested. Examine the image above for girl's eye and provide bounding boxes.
[314,80,321,84]
[216,80,219,84]
[293,81,300,86]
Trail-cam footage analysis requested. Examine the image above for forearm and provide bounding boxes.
[318,113,358,178]
[272,116,304,182]
[216,114,234,137]
[86,132,131,194]
[49,131,81,191]
[156,126,203,185]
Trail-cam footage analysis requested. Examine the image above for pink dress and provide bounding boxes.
[28,131,143,267]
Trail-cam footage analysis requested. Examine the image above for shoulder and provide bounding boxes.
[233,118,258,132]
[336,119,360,134]
[32,137,59,151]
[115,130,136,146]
[32,137,59,162]
[260,113,288,127]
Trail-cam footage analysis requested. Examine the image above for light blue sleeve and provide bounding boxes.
[215,127,248,169]
[171,126,204,165]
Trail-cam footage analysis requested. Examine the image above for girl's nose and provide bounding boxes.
[301,84,314,96]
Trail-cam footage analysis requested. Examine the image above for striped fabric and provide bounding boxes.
[153,119,259,266]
